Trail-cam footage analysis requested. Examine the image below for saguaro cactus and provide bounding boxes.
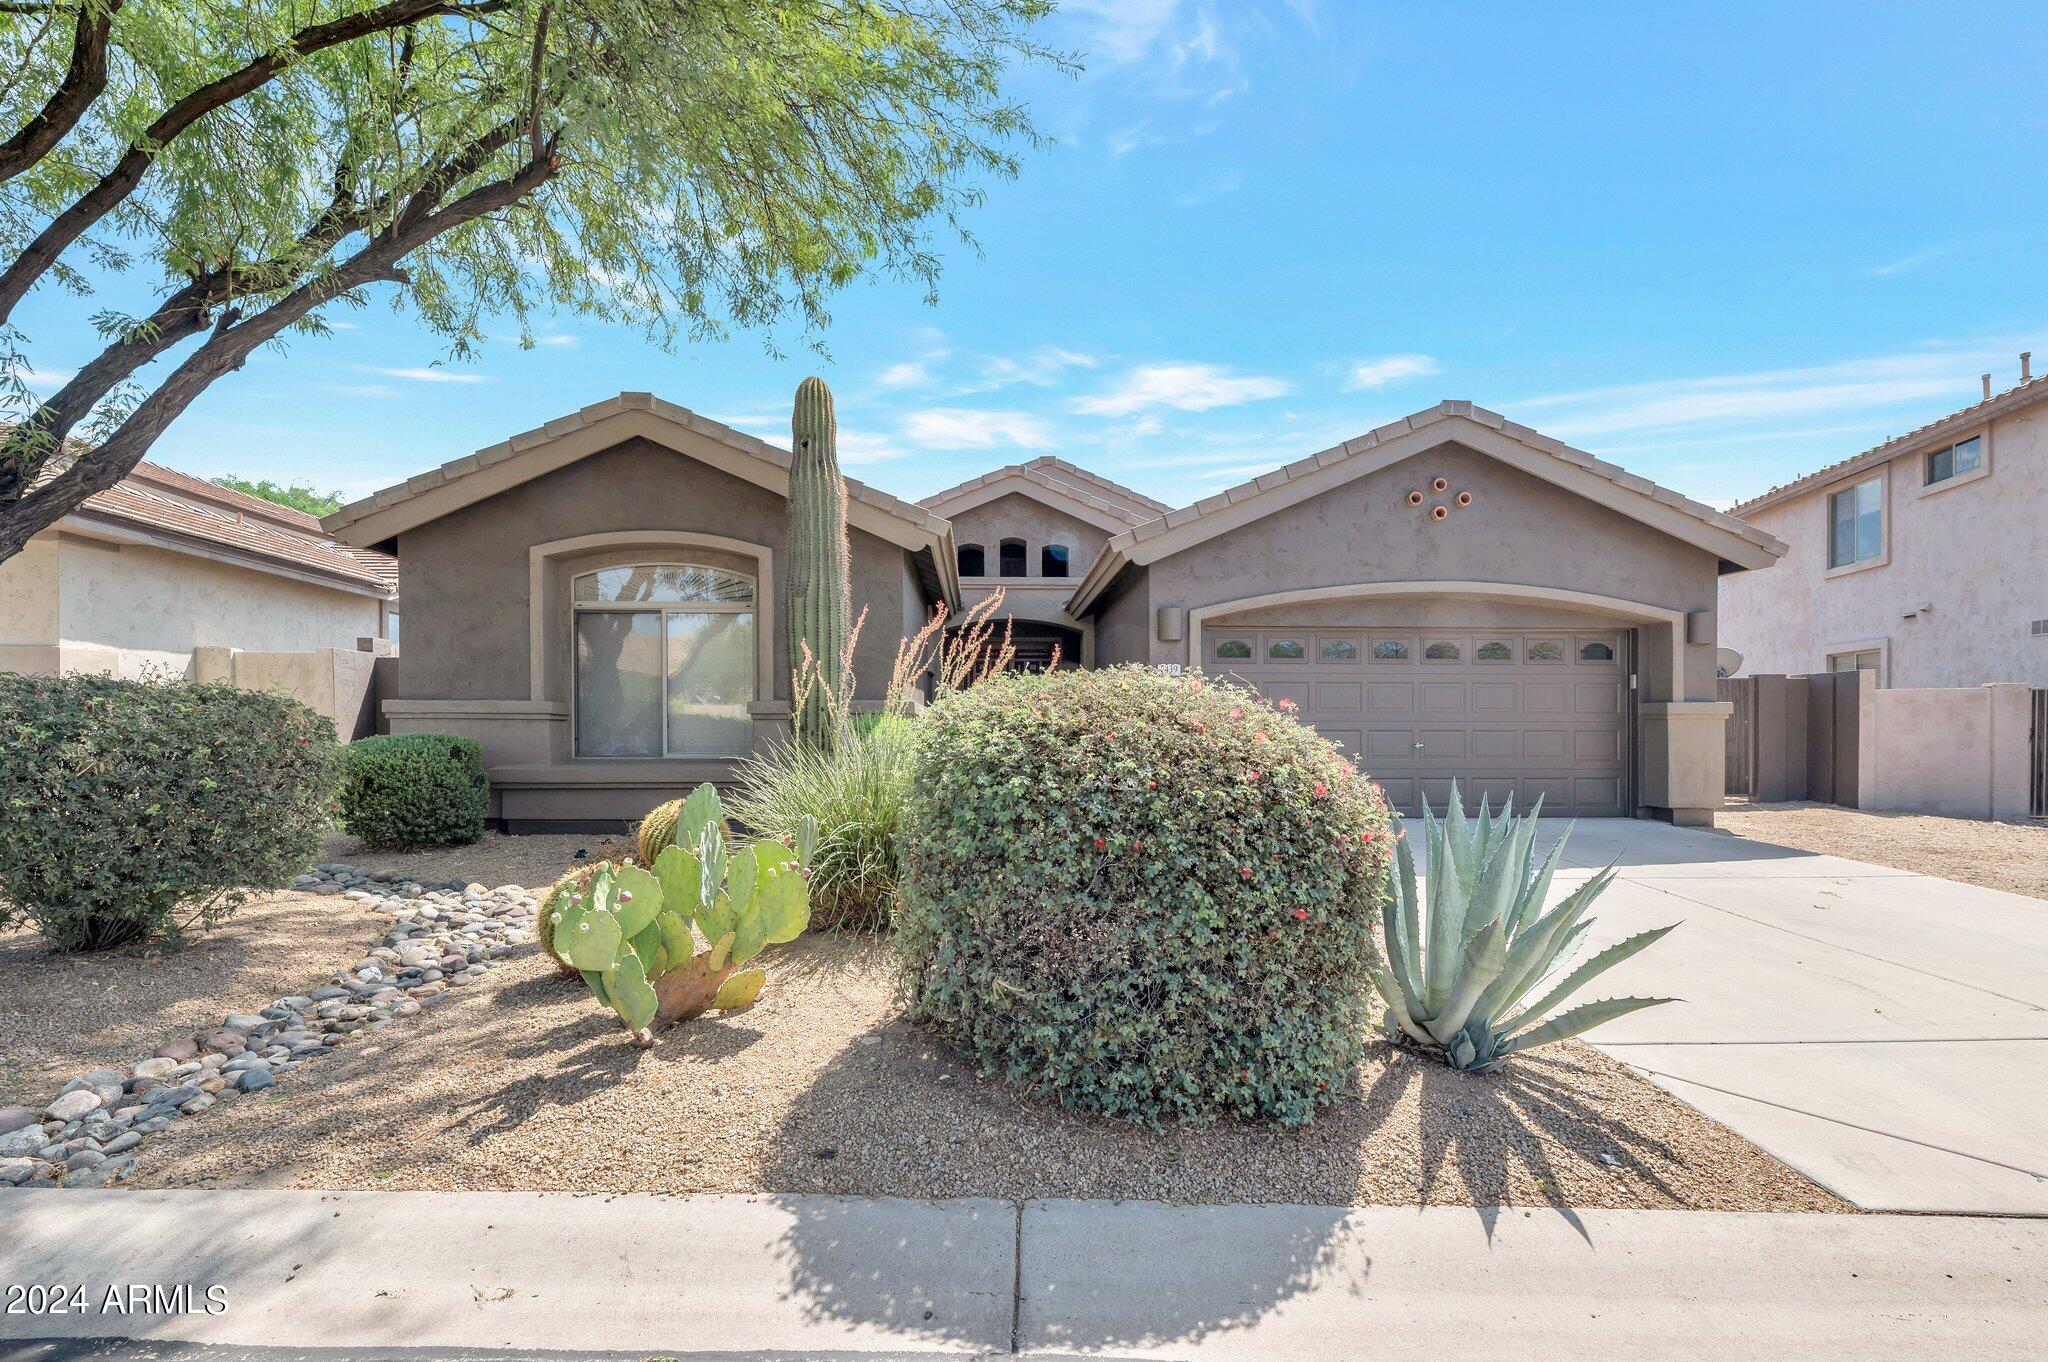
[785,376,850,747]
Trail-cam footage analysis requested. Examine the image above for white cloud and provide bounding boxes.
[903,407,1056,449]
[1516,346,2011,440]
[837,429,913,466]
[1067,0,1184,64]
[5,364,73,394]
[877,361,931,389]
[975,346,1099,390]
[1345,354,1441,390]
[372,366,490,384]
[1073,362,1290,417]
[1867,244,1956,278]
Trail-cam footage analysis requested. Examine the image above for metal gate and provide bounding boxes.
[2033,688,2047,818]
[1719,676,1756,798]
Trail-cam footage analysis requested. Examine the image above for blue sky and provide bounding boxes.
[21,1,2048,512]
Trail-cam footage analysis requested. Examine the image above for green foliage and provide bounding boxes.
[210,476,343,517]
[1370,785,1677,1072]
[785,376,850,748]
[338,733,488,849]
[543,783,816,1041]
[895,666,1396,1127]
[635,781,727,864]
[730,713,914,931]
[1,0,1064,566]
[537,860,609,976]
[0,671,340,951]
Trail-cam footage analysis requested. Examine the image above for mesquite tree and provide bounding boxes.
[0,0,1060,563]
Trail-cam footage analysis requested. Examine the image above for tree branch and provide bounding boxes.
[0,0,509,325]
[0,138,557,560]
[0,0,121,185]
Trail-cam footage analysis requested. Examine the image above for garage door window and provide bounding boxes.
[1266,639,1305,661]
[1372,639,1410,661]
[1215,638,1252,660]
[1476,640,1513,662]
[1578,639,1615,662]
[1526,640,1564,662]
[1319,639,1358,662]
[1424,640,1461,661]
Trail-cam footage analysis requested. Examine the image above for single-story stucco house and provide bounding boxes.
[325,393,1785,830]
[1,459,397,681]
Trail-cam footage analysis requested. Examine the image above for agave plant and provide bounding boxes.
[1369,785,1677,1072]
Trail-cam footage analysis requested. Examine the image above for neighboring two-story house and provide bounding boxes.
[919,456,1168,669]
[1720,368,2048,689]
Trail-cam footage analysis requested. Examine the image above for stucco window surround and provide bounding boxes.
[526,531,777,758]
[1822,467,1889,578]
[1825,636,1890,688]
[1913,426,1992,500]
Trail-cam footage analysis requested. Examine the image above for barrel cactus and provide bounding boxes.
[636,782,726,864]
[785,376,850,748]
[545,786,818,1044]
[1369,785,1677,1072]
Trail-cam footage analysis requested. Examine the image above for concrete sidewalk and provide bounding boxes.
[1531,820,2048,1214]
[3,1190,2044,1360]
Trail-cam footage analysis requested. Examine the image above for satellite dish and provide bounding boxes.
[1716,647,1744,679]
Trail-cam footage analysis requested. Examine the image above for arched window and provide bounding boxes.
[957,543,986,576]
[573,563,755,758]
[1040,543,1071,578]
[998,538,1027,577]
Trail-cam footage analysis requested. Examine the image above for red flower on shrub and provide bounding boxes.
[1313,782,1328,797]
[1094,837,1105,849]
[1277,697,1297,712]
[1291,908,1309,921]
[1240,867,1253,879]
[1229,706,1244,719]
[1146,779,1157,790]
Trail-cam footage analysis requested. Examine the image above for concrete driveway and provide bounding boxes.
[1530,819,2048,1214]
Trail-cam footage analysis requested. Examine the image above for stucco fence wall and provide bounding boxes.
[193,640,394,742]
[1730,670,2034,820]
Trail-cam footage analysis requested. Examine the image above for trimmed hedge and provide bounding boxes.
[0,672,341,951]
[338,733,489,849]
[895,666,1396,1127]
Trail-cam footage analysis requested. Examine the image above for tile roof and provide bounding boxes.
[1728,374,2048,517]
[36,456,397,594]
[920,455,1169,526]
[1117,400,1782,553]
[326,391,951,541]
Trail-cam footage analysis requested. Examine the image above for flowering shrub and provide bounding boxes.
[894,665,1395,1126]
[0,672,341,950]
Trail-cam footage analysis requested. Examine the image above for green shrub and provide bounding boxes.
[730,713,915,931]
[0,672,341,951]
[895,666,1396,1127]
[339,733,488,848]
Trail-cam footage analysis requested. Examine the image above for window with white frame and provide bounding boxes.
[573,564,755,758]
[1827,477,1883,569]
[1925,435,1982,485]
[1828,647,1881,676]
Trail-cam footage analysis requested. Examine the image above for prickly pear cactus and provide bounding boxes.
[636,782,726,863]
[537,861,608,977]
[541,785,818,1045]
[785,376,850,748]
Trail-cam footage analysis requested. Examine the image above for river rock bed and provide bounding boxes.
[0,865,539,1189]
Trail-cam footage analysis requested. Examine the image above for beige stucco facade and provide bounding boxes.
[1719,383,2048,688]
[0,526,385,681]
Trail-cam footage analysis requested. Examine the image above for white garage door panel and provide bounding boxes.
[1207,626,1630,817]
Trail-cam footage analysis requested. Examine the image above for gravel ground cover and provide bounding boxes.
[134,931,1845,1212]
[1718,801,2048,900]
[1,834,612,1112]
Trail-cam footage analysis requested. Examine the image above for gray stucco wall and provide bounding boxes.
[396,435,917,705]
[947,492,1111,579]
[1093,442,1724,702]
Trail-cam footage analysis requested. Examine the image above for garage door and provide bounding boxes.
[1208,626,1630,817]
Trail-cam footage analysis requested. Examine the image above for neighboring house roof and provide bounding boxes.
[1729,374,2048,518]
[323,391,958,606]
[29,455,397,596]
[1067,400,1788,617]
[921,455,1169,531]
